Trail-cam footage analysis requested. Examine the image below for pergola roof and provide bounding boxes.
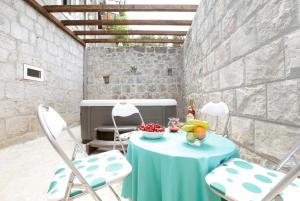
[24,0,198,46]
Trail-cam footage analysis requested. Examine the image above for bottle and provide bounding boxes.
[186,99,195,121]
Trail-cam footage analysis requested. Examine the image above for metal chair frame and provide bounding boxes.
[111,102,144,153]
[209,139,300,201]
[200,101,230,137]
[38,104,122,201]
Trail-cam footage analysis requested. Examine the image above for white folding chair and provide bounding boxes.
[201,101,230,137]
[205,139,300,201]
[112,102,144,153]
[38,104,132,201]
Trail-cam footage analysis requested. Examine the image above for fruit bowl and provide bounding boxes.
[186,135,206,146]
[138,123,165,139]
[141,131,165,139]
[180,119,209,146]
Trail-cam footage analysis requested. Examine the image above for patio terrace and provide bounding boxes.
[0,0,300,201]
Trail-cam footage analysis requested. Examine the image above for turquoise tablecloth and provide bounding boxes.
[122,131,239,201]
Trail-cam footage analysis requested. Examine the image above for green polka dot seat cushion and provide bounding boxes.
[205,158,300,201]
[47,150,132,201]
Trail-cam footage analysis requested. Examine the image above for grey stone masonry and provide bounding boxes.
[86,46,183,117]
[183,0,300,166]
[0,0,84,148]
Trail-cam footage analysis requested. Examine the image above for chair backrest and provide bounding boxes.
[38,104,67,139]
[201,101,229,116]
[112,102,140,117]
[112,102,144,134]
[38,104,86,156]
[200,101,230,136]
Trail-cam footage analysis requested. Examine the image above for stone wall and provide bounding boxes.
[0,0,84,148]
[183,0,300,167]
[86,46,183,116]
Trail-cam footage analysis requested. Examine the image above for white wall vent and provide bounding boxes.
[23,64,44,81]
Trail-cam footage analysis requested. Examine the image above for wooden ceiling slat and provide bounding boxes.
[24,0,85,46]
[62,20,192,26]
[74,30,187,36]
[44,4,198,12]
[83,38,184,44]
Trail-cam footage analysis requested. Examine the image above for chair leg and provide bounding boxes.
[86,186,103,201]
[109,185,122,201]
[113,131,117,150]
[118,139,126,154]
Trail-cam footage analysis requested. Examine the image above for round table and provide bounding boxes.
[122,130,239,201]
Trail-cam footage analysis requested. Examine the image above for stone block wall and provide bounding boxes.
[183,0,300,166]
[86,46,183,116]
[0,0,84,148]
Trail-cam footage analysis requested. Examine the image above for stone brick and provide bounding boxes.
[208,91,222,102]
[236,85,266,118]
[6,116,29,136]
[35,22,43,37]
[267,80,300,126]
[0,63,15,81]
[255,120,300,160]
[257,0,298,44]
[215,39,230,68]
[0,119,5,140]
[133,46,145,53]
[222,89,235,113]
[19,15,34,31]
[18,43,35,57]
[0,48,9,62]
[202,71,219,92]
[245,39,284,85]
[206,52,215,72]
[155,47,167,53]
[11,22,28,42]
[230,116,254,148]
[0,82,4,100]
[29,116,41,132]
[25,5,37,20]
[230,17,257,59]
[0,14,10,34]
[0,1,17,19]
[221,2,239,40]
[0,33,16,51]
[220,59,244,89]
[284,30,300,78]
[0,101,17,118]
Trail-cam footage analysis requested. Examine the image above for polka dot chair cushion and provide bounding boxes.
[205,158,300,201]
[47,150,132,201]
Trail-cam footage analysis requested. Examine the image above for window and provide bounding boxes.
[23,64,44,81]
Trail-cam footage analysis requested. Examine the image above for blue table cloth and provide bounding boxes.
[122,131,239,201]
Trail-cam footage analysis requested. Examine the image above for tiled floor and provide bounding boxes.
[0,126,129,201]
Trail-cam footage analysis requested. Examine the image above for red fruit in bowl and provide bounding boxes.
[139,123,165,132]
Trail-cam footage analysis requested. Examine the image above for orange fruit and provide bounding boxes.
[193,126,206,140]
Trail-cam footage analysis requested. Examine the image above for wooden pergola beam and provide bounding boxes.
[83,38,184,44]
[62,20,192,26]
[23,0,85,46]
[74,30,188,36]
[44,4,198,12]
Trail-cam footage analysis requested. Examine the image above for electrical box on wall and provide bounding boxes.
[23,64,44,81]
